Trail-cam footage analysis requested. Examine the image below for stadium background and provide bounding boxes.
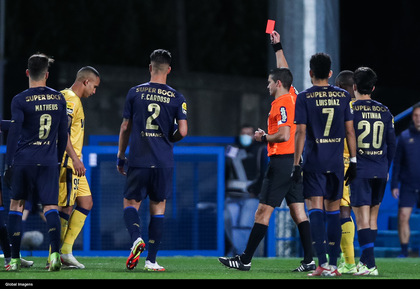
[0,0,419,258]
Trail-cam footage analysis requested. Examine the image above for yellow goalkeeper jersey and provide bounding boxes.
[61,88,85,169]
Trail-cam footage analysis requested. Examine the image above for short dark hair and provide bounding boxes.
[27,53,54,81]
[310,53,331,79]
[353,67,377,95]
[269,68,293,91]
[150,49,172,66]
[412,103,420,114]
[335,70,354,88]
[76,66,100,81]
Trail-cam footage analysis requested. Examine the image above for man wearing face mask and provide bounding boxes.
[224,124,267,256]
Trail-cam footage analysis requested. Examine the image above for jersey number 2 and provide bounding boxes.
[146,103,161,130]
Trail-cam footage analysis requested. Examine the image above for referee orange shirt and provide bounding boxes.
[266,87,297,156]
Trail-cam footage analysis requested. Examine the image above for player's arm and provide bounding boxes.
[391,136,403,195]
[65,134,85,177]
[271,31,289,69]
[345,120,356,159]
[57,103,69,166]
[293,124,306,166]
[344,120,357,185]
[386,117,397,171]
[5,100,23,167]
[169,119,188,142]
[117,118,132,175]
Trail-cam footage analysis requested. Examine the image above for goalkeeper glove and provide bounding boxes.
[344,158,357,186]
[291,165,302,183]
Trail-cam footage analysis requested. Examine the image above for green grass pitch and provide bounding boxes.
[1,256,419,281]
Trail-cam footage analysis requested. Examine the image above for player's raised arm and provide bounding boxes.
[271,31,289,69]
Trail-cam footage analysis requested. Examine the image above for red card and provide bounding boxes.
[266,20,275,34]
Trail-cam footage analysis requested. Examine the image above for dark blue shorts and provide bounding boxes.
[303,171,343,201]
[349,178,387,207]
[397,184,420,208]
[11,165,59,205]
[123,167,173,202]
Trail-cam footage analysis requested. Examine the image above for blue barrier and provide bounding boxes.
[4,144,226,257]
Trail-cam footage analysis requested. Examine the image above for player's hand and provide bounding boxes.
[344,161,357,186]
[291,165,302,183]
[73,158,86,177]
[392,188,400,199]
[116,157,127,176]
[270,30,280,44]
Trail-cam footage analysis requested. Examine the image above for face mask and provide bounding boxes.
[239,134,253,147]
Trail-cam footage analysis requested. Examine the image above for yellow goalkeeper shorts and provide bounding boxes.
[58,167,91,207]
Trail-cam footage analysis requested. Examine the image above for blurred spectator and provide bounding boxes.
[224,124,267,255]
[391,104,420,257]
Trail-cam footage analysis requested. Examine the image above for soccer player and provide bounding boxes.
[5,53,68,271]
[292,53,357,276]
[117,49,188,271]
[350,67,396,275]
[391,104,420,258]
[219,32,314,270]
[335,70,357,274]
[53,66,100,269]
[0,120,34,269]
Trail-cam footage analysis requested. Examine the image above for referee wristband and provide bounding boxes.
[261,134,268,143]
[272,42,283,53]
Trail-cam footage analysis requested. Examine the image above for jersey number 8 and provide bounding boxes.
[39,114,52,140]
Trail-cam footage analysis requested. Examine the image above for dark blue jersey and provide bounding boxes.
[295,85,353,173]
[391,124,420,189]
[352,99,396,178]
[123,82,187,168]
[6,86,68,166]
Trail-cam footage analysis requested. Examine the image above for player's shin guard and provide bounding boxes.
[59,211,70,245]
[44,209,61,254]
[61,207,89,255]
[0,207,11,259]
[124,206,142,243]
[326,210,341,266]
[340,217,355,264]
[147,215,164,263]
[308,209,327,265]
[358,228,375,268]
[8,211,23,258]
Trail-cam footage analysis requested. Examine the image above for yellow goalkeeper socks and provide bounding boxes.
[340,217,355,264]
[61,207,89,255]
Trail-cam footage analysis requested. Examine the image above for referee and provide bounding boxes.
[219,56,313,271]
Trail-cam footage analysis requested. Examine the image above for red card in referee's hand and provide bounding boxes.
[266,20,275,34]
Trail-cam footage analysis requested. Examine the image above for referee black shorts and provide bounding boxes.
[259,154,304,208]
